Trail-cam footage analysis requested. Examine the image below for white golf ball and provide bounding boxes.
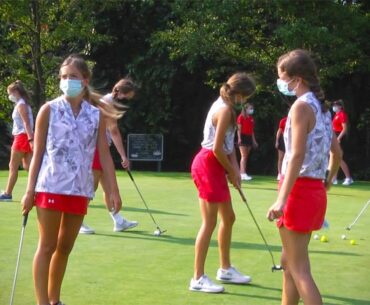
[341,234,347,240]
[154,229,161,236]
[313,234,320,240]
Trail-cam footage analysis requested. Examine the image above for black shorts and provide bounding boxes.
[239,134,253,147]
[277,135,285,152]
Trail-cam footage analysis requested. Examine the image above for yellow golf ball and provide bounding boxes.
[320,235,328,243]
[350,239,356,245]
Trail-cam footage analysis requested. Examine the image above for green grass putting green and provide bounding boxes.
[0,170,369,305]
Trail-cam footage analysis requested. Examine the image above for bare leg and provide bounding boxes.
[193,199,218,279]
[5,149,24,195]
[217,202,235,269]
[280,227,322,305]
[239,146,251,175]
[49,212,84,303]
[93,169,102,191]
[33,208,61,305]
[340,160,351,178]
[277,150,285,177]
[280,247,300,305]
[21,151,33,171]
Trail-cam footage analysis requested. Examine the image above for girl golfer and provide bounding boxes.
[267,49,342,305]
[0,81,34,201]
[21,54,122,305]
[190,72,255,293]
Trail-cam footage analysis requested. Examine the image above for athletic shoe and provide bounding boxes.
[332,179,338,185]
[342,177,354,186]
[216,266,252,284]
[113,218,138,232]
[50,301,65,305]
[79,223,95,234]
[189,275,224,293]
[0,192,12,202]
[241,174,252,181]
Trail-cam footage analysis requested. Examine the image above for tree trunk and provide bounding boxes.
[30,0,45,110]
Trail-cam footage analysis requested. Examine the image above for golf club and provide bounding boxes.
[237,188,282,272]
[10,213,28,305]
[127,170,166,236]
[346,199,370,231]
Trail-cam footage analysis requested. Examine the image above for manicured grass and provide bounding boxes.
[0,170,369,305]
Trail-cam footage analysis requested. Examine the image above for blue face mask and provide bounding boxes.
[277,79,296,96]
[60,79,83,97]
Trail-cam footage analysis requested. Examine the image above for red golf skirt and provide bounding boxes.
[12,133,32,153]
[277,177,326,233]
[35,192,89,215]
[92,148,103,171]
[191,148,231,203]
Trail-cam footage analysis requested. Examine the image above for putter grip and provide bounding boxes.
[23,214,29,227]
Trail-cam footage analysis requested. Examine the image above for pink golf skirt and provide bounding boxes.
[277,177,326,233]
[12,133,32,153]
[92,148,103,171]
[35,192,89,215]
[191,148,231,203]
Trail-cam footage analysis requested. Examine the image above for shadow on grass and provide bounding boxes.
[322,294,370,305]
[91,231,361,257]
[88,205,188,217]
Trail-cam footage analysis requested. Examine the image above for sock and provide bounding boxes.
[110,211,124,224]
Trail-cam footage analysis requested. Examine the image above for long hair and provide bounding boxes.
[219,72,256,124]
[277,49,327,112]
[7,80,31,104]
[112,77,137,100]
[60,54,124,119]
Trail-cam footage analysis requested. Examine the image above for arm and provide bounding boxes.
[337,122,348,143]
[237,123,242,145]
[97,113,122,213]
[325,135,342,190]
[21,104,49,215]
[213,107,240,189]
[106,117,129,169]
[18,103,34,146]
[275,129,282,149]
[267,102,312,221]
[252,131,258,148]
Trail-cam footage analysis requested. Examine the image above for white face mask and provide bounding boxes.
[247,108,254,115]
[8,94,18,103]
[332,106,339,113]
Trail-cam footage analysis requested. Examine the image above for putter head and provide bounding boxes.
[345,226,351,231]
[272,265,283,272]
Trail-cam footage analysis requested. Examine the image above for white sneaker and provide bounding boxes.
[113,219,138,232]
[342,178,354,186]
[332,179,338,185]
[189,275,224,293]
[241,174,252,181]
[216,266,252,284]
[79,223,95,234]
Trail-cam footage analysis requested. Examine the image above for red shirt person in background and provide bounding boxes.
[332,99,353,185]
[275,116,287,181]
[237,103,258,180]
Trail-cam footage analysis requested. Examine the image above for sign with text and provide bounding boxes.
[127,134,163,161]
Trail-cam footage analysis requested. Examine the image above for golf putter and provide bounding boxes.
[346,199,370,231]
[10,214,28,305]
[126,170,166,236]
[237,188,282,272]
